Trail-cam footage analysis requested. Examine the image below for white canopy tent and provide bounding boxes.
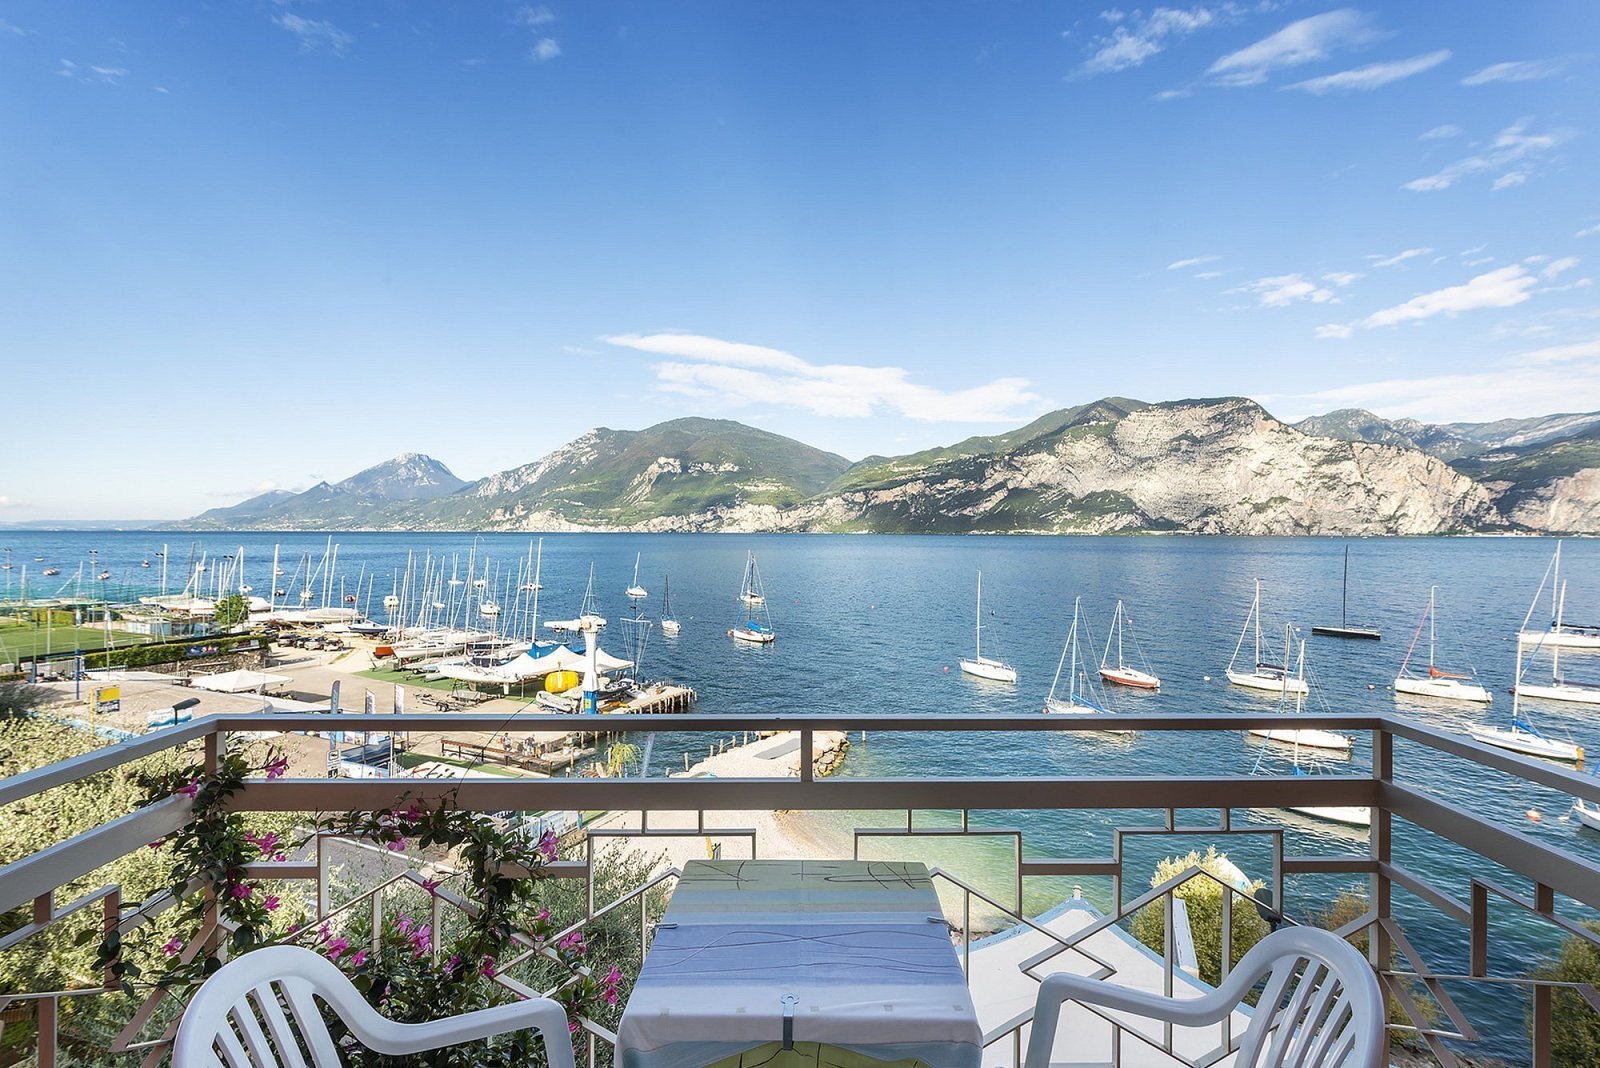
[436,644,633,685]
[189,669,293,694]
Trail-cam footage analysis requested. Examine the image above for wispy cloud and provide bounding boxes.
[1206,9,1383,87]
[1279,336,1600,421]
[1363,265,1539,327]
[1578,223,1600,239]
[1076,6,1223,77]
[1461,58,1566,86]
[0,19,25,36]
[54,58,128,84]
[602,332,1042,422]
[1283,49,1450,94]
[530,37,561,62]
[513,5,556,28]
[1403,118,1567,192]
[1235,273,1339,307]
[274,14,353,56]
[1167,254,1221,270]
[1322,271,1363,287]
[0,496,27,509]
[1369,247,1432,268]
[1419,124,1461,140]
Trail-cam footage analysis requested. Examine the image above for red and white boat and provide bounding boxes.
[1098,600,1161,690]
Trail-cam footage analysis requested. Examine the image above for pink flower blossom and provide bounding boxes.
[559,930,585,955]
[397,916,414,937]
[350,949,367,968]
[537,829,559,862]
[325,936,350,961]
[445,954,461,974]
[177,778,201,800]
[161,937,183,958]
[147,839,165,852]
[230,883,253,900]
[409,925,432,957]
[262,895,281,912]
[286,922,300,935]
[404,802,424,821]
[481,956,497,979]
[385,837,407,853]
[264,755,290,780]
[271,852,286,862]
[421,877,441,895]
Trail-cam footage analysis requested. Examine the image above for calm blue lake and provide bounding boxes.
[6,531,1598,1059]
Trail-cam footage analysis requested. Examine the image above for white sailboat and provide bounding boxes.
[1255,732,1370,828]
[729,552,774,644]
[1045,597,1130,732]
[1245,631,1351,752]
[660,574,681,636]
[1516,580,1600,706]
[1519,541,1600,649]
[1099,599,1161,690]
[959,571,1016,683]
[1393,587,1491,704]
[1226,580,1308,696]
[625,552,648,600]
[1471,643,1585,762]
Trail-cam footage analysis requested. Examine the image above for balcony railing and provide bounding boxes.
[3,711,1600,1067]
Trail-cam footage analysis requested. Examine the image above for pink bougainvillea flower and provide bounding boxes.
[445,953,461,973]
[177,778,201,799]
[559,930,585,954]
[481,956,497,979]
[537,829,559,862]
[161,937,183,958]
[263,895,281,912]
[264,755,290,780]
[230,883,253,900]
[385,837,407,853]
[325,936,350,961]
[350,949,367,968]
[397,916,414,936]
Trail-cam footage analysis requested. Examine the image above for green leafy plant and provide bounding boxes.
[1130,847,1270,989]
[1529,919,1600,1067]
[212,592,250,630]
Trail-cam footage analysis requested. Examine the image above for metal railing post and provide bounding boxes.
[1371,727,1393,971]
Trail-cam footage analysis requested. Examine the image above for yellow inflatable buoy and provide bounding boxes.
[545,670,580,693]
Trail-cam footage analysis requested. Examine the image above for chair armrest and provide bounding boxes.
[358,996,577,1068]
[1022,972,1232,1068]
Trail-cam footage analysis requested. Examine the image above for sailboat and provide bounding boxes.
[1515,580,1600,706]
[1245,629,1351,752]
[959,571,1016,683]
[1045,597,1130,732]
[1519,542,1600,650]
[660,574,681,636]
[729,552,774,644]
[1393,587,1491,703]
[1575,768,1600,831]
[1470,642,1585,762]
[1253,730,1370,828]
[1099,599,1161,690]
[625,553,648,600]
[1226,580,1308,695]
[1311,546,1380,640]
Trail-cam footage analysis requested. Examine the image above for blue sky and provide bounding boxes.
[2,1,1597,519]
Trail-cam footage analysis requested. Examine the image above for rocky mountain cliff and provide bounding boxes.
[178,399,1600,534]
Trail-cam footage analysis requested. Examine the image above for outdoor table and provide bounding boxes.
[617,859,982,1068]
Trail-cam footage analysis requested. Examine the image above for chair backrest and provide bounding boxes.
[172,945,359,1066]
[1231,926,1385,1068]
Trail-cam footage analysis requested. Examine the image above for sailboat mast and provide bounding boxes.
[975,571,983,660]
[1554,581,1566,678]
[1341,546,1349,628]
[1253,579,1262,667]
[1428,586,1437,670]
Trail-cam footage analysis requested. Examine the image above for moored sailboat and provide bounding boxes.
[1515,580,1600,705]
[1311,545,1380,640]
[1519,541,1600,650]
[1244,630,1351,752]
[1393,587,1491,704]
[625,552,648,600]
[729,552,775,644]
[1045,597,1130,732]
[1472,638,1583,762]
[660,574,681,636]
[1226,580,1308,696]
[1099,599,1160,690]
[959,571,1016,683]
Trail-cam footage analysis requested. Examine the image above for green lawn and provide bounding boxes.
[355,665,542,699]
[0,623,154,662]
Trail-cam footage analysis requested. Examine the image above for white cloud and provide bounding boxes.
[1277,337,1600,421]
[1543,257,1580,279]
[1237,273,1338,307]
[1361,265,1538,328]
[1206,9,1382,87]
[89,65,126,83]
[602,332,1042,423]
[1419,124,1461,140]
[1369,247,1432,268]
[1167,254,1221,270]
[1403,117,1566,192]
[0,496,26,508]
[1461,59,1565,86]
[1077,6,1221,77]
[1577,223,1600,239]
[531,37,561,62]
[1284,49,1450,94]
[1322,271,1362,287]
[274,14,353,56]
[1315,323,1354,340]
[513,5,556,28]
[1194,269,1226,279]
[0,19,26,36]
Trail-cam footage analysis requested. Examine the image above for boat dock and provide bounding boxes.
[613,684,697,715]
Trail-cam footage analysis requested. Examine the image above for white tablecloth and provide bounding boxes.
[617,860,982,1068]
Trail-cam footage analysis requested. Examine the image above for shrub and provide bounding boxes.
[1529,920,1600,1067]
[1130,846,1269,988]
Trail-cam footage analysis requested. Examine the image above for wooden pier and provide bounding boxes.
[613,684,697,715]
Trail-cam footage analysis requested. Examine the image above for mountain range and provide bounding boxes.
[176,400,1600,535]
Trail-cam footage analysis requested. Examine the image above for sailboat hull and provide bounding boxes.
[1520,628,1600,650]
[1468,725,1584,762]
[1310,625,1381,640]
[661,620,681,636]
[1394,677,1492,704]
[1287,805,1372,827]
[1227,670,1309,696]
[729,627,774,644]
[1515,681,1600,706]
[1043,696,1132,732]
[961,657,1017,683]
[1577,800,1600,832]
[1247,727,1351,752]
[1099,666,1160,690]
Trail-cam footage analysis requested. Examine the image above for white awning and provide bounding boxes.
[189,669,293,693]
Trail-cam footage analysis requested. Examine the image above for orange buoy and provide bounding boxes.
[1527,808,1542,823]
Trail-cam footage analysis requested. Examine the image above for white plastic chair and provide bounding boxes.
[1023,925,1385,1068]
[172,944,578,1068]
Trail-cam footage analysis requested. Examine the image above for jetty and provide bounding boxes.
[611,683,697,715]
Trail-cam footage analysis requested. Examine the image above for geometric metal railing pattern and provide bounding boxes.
[3,710,1600,1067]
